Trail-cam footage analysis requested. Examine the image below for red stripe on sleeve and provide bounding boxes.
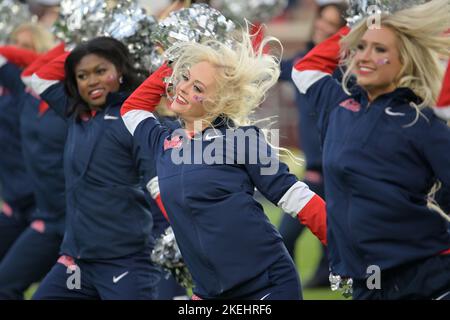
[155,194,170,222]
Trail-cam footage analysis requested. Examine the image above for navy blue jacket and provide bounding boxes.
[38,82,153,259]
[0,84,34,211]
[120,65,326,298]
[142,117,181,239]
[0,62,67,232]
[134,120,298,298]
[293,29,450,279]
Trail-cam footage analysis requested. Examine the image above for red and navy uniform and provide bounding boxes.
[29,52,160,299]
[0,46,67,299]
[120,64,327,300]
[292,27,450,299]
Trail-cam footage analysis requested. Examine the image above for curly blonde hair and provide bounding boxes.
[340,0,450,110]
[165,25,282,127]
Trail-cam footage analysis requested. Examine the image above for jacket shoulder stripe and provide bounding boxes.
[21,75,32,87]
[30,74,59,95]
[291,69,329,94]
[433,105,450,120]
[146,176,160,199]
[122,109,155,136]
[0,55,7,68]
[277,181,315,217]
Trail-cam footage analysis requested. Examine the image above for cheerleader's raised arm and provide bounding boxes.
[120,63,172,135]
[292,27,350,130]
[0,46,39,96]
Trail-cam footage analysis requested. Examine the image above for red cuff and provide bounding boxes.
[294,26,350,74]
[437,61,450,107]
[121,63,172,116]
[0,46,40,68]
[297,194,327,245]
[22,43,66,78]
[250,23,270,54]
[35,52,69,81]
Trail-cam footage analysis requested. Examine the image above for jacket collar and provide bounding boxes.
[352,86,421,108]
[105,91,129,108]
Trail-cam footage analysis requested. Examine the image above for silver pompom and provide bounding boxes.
[53,0,108,46]
[211,0,288,23]
[151,226,194,289]
[53,0,157,74]
[329,273,353,298]
[149,3,236,72]
[0,0,34,44]
[102,0,158,73]
[346,0,427,26]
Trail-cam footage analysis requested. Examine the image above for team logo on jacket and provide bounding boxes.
[339,98,361,112]
[164,135,183,150]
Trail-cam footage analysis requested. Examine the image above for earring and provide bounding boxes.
[119,76,123,84]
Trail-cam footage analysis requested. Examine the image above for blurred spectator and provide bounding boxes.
[27,0,60,28]
[8,22,54,52]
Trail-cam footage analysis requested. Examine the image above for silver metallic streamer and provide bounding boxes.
[53,0,157,73]
[0,0,33,44]
[211,0,288,23]
[101,1,158,72]
[53,0,108,46]
[151,226,194,289]
[329,273,353,298]
[346,0,428,26]
[149,3,236,71]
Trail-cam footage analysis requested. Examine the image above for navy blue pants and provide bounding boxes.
[0,221,62,299]
[244,254,302,300]
[33,249,161,300]
[198,251,302,300]
[157,273,188,300]
[352,254,450,300]
[0,202,34,262]
[278,174,328,279]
